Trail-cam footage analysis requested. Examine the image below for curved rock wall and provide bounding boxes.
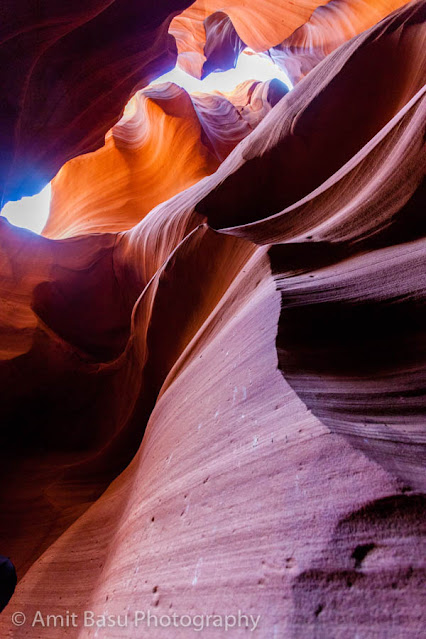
[271,0,413,83]
[43,79,287,238]
[171,0,414,80]
[0,0,193,205]
[0,0,425,637]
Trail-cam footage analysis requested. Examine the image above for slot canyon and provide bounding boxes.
[0,0,425,637]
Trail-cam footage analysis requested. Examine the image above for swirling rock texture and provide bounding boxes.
[0,1,425,638]
[171,9,246,78]
[270,0,414,84]
[170,0,329,77]
[170,0,415,81]
[43,79,288,238]
[0,0,193,205]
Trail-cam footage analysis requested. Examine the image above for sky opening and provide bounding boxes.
[1,50,291,234]
[151,49,292,94]
[1,183,51,234]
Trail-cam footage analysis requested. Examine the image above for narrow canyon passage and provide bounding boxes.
[0,1,425,637]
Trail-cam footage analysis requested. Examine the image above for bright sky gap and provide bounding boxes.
[1,184,52,234]
[151,50,293,94]
[1,51,291,234]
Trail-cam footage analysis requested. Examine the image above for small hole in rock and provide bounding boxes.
[314,604,324,617]
[352,543,376,569]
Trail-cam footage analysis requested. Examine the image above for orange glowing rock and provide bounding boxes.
[171,0,328,73]
[0,1,425,636]
[0,0,194,205]
[171,0,414,81]
[43,79,287,238]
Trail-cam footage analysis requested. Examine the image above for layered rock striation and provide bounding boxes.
[0,0,425,637]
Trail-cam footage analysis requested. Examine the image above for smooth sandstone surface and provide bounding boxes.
[0,0,193,204]
[0,0,425,637]
[170,0,414,80]
[270,0,414,83]
[170,0,328,75]
[43,79,287,238]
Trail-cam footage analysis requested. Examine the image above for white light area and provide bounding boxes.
[1,183,51,234]
[151,49,293,94]
[0,52,290,235]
